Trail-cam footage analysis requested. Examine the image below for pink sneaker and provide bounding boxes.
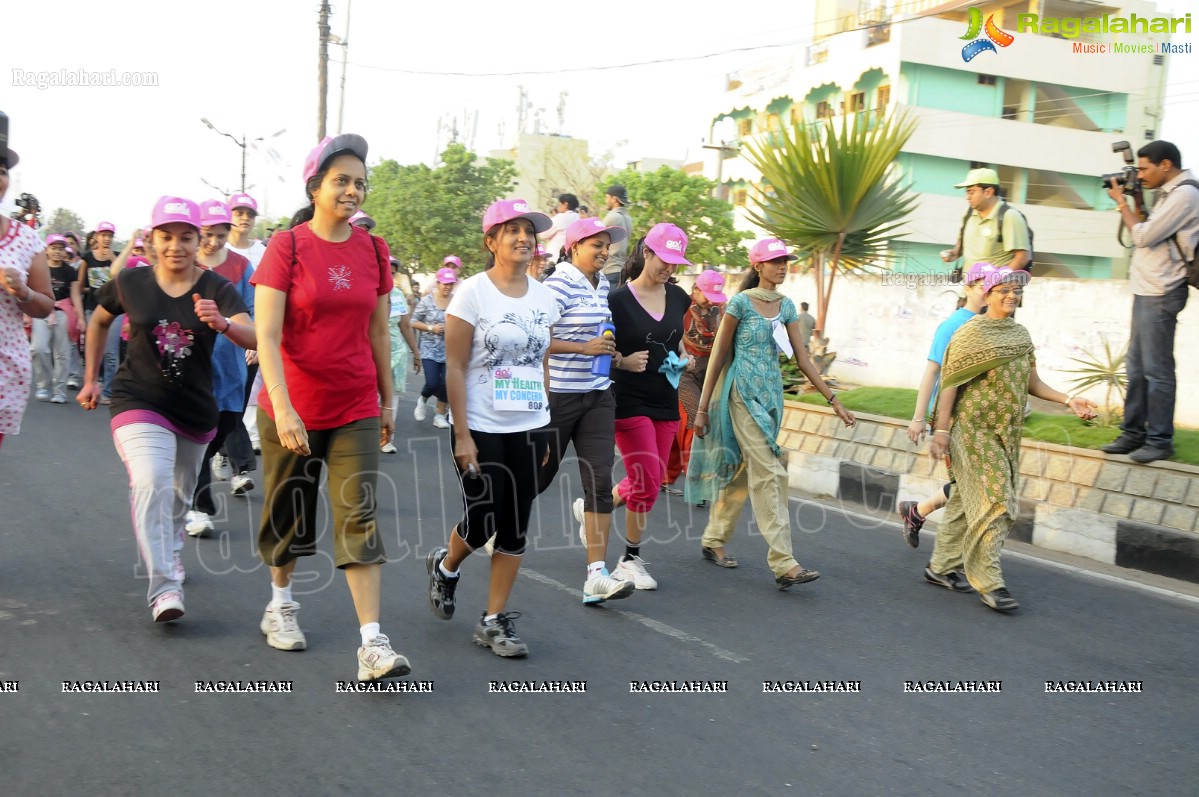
[152,591,185,622]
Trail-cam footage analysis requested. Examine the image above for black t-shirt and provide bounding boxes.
[97,267,248,433]
[608,282,691,420]
[80,251,114,312]
[48,263,78,302]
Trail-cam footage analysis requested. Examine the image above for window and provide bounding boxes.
[1145,129,1155,140]
[977,74,997,86]
[1153,54,1164,65]
[846,92,866,113]
[733,189,748,206]
[877,84,891,109]
[969,161,988,169]
[737,118,753,136]
[815,101,834,119]
[767,113,780,132]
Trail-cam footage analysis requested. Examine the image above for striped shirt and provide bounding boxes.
[544,261,611,392]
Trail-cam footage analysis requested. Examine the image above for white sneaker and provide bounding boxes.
[50,394,67,404]
[172,551,186,584]
[211,454,232,481]
[152,590,185,622]
[185,510,214,537]
[583,568,635,604]
[432,413,450,429]
[231,472,254,495]
[574,497,587,547]
[380,441,397,454]
[357,634,411,681]
[413,396,429,422]
[185,510,217,534]
[35,389,50,401]
[260,601,307,651]
[613,554,657,590]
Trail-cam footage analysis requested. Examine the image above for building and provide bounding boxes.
[490,132,599,212]
[705,0,1177,278]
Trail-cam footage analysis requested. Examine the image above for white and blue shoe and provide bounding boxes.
[583,569,634,605]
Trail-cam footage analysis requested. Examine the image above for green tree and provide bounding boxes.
[741,111,918,334]
[598,167,750,268]
[365,143,517,278]
[44,207,87,236]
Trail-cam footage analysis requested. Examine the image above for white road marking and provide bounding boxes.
[519,568,749,663]
[790,497,1199,608]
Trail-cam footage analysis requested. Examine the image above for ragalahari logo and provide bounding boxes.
[960,7,1015,61]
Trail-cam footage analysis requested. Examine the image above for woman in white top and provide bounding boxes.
[425,199,559,658]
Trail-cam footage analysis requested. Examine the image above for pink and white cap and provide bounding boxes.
[349,211,376,230]
[443,255,462,269]
[95,221,116,234]
[198,199,233,228]
[749,237,797,263]
[45,233,67,247]
[150,196,201,231]
[966,261,1031,293]
[564,217,628,252]
[133,237,145,249]
[644,222,691,266]
[302,133,369,183]
[228,192,258,213]
[482,198,552,234]
[694,270,729,304]
[534,244,548,258]
[435,267,459,284]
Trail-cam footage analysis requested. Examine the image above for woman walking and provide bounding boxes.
[690,238,855,589]
[605,223,694,590]
[425,198,558,657]
[252,133,410,680]
[927,265,1096,612]
[411,267,457,428]
[537,216,632,603]
[77,196,255,621]
[31,234,79,403]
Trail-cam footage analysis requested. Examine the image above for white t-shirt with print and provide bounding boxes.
[447,272,560,433]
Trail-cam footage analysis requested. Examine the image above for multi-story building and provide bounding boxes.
[706,0,1177,278]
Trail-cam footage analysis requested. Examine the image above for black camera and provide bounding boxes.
[15,193,38,213]
[1100,141,1140,195]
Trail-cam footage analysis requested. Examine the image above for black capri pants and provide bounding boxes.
[535,389,616,514]
[451,426,546,556]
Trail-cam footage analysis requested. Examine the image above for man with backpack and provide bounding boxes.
[1101,140,1198,464]
[941,167,1031,272]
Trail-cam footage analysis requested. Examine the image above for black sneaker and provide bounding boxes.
[923,566,973,593]
[425,547,458,620]
[1101,434,1144,455]
[898,501,923,548]
[979,587,1019,612]
[1129,445,1174,464]
[473,611,528,657]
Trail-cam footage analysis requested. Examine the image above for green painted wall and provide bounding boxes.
[1049,84,1128,132]
[896,153,969,197]
[902,63,1002,117]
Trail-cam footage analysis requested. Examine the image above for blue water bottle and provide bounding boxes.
[592,317,616,377]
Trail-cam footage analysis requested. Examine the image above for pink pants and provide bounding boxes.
[615,416,679,513]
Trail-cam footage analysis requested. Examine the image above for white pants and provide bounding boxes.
[30,311,70,398]
[113,423,207,604]
[243,369,264,446]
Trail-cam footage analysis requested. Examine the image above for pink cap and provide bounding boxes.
[534,244,548,258]
[133,237,145,249]
[564,217,628,252]
[349,211,376,230]
[749,237,797,264]
[302,133,369,183]
[45,233,67,247]
[95,221,116,234]
[228,192,258,213]
[644,223,691,266]
[65,246,75,257]
[443,255,462,269]
[198,199,233,228]
[435,267,459,284]
[127,256,149,269]
[966,262,1031,292]
[482,198,552,234]
[694,270,729,303]
[150,196,201,231]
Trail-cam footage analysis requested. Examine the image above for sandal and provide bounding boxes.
[701,547,738,568]
[775,569,820,590]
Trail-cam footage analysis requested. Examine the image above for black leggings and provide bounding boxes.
[420,359,447,403]
[536,389,616,514]
[194,411,255,515]
[451,427,545,556]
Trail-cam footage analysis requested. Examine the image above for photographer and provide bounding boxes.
[1102,140,1198,464]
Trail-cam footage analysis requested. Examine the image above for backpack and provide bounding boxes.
[956,200,1034,273]
[1166,179,1199,290]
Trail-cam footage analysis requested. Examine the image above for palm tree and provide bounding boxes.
[741,110,919,335]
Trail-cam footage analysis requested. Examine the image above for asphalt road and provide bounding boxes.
[1,391,1196,797]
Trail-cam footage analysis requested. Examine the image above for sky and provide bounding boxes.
[3,0,1197,234]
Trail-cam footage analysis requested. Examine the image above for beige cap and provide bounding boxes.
[954,167,1000,188]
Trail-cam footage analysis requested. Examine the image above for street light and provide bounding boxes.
[200,119,286,193]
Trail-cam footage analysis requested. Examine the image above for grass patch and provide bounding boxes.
[791,387,1199,466]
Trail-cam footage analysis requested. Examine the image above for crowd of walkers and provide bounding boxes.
[8,131,1159,685]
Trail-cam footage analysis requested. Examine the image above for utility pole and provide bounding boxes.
[318,0,331,140]
[336,0,351,135]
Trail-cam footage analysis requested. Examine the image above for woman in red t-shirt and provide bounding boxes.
[251,134,410,683]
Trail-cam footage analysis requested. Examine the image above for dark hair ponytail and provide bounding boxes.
[738,265,760,293]
[623,236,647,283]
[288,169,344,229]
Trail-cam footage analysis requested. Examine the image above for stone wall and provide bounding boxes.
[780,401,1199,583]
